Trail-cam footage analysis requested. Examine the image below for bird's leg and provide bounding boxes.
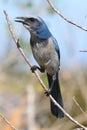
[45,74,56,96]
[31,65,45,73]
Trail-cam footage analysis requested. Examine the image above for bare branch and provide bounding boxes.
[80,50,87,52]
[47,0,87,31]
[47,1,87,52]
[4,10,87,130]
[73,96,87,116]
[74,128,85,130]
[0,112,18,130]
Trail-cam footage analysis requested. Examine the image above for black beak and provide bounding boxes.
[15,17,27,25]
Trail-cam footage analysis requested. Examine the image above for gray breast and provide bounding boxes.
[31,40,60,75]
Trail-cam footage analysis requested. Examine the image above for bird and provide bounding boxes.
[15,16,64,118]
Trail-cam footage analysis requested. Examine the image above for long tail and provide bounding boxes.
[47,73,64,118]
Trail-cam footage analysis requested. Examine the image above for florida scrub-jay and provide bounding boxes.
[15,16,64,118]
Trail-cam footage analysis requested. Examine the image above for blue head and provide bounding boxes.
[15,16,52,39]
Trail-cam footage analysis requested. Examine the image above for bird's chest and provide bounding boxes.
[31,42,51,66]
[31,41,59,75]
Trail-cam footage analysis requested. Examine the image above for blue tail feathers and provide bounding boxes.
[47,73,64,118]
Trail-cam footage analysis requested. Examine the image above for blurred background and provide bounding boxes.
[0,0,87,130]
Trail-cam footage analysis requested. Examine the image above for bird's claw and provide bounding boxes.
[31,65,38,73]
[44,89,51,96]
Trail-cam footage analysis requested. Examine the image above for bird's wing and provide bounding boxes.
[52,37,60,60]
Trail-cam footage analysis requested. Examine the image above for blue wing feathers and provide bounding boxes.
[52,37,60,59]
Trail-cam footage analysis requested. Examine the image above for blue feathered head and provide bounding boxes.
[15,16,52,39]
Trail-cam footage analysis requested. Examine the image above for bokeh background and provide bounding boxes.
[0,0,87,130]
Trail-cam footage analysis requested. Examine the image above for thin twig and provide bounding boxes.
[74,128,84,130]
[80,50,87,52]
[73,96,87,116]
[4,10,87,130]
[47,0,87,52]
[0,113,18,130]
[47,0,87,31]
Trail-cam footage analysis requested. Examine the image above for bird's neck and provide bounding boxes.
[30,34,46,47]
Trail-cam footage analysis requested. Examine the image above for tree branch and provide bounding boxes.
[80,50,87,52]
[4,10,87,130]
[0,112,18,130]
[47,0,87,31]
[73,96,87,116]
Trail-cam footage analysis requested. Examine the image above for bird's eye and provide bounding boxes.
[29,18,35,22]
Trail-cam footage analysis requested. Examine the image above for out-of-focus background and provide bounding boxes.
[0,0,87,130]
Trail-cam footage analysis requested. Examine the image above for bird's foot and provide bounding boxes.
[44,89,51,96]
[31,65,38,73]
